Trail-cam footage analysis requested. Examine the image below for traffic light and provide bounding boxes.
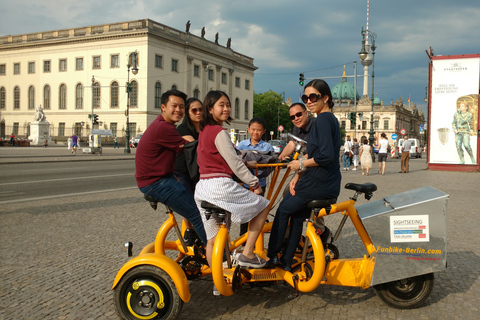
[350,112,356,125]
[126,81,131,93]
[299,73,304,86]
[93,114,99,124]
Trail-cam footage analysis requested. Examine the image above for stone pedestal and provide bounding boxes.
[28,121,53,146]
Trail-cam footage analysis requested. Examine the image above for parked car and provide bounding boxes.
[131,132,143,147]
[396,138,423,158]
[268,139,288,155]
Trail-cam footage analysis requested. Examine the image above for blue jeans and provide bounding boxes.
[139,174,207,245]
[343,153,351,169]
[267,193,311,268]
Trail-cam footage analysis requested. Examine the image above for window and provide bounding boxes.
[221,72,227,84]
[44,60,51,72]
[245,79,250,90]
[244,100,249,120]
[111,82,118,108]
[130,80,138,107]
[28,62,35,74]
[59,59,67,72]
[128,123,136,137]
[110,123,117,138]
[58,123,65,137]
[93,56,101,69]
[76,58,83,70]
[59,84,67,109]
[76,83,83,109]
[155,55,163,68]
[0,64,5,75]
[193,88,200,99]
[74,122,83,137]
[44,85,50,110]
[341,120,346,128]
[194,65,200,77]
[28,86,35,109]
[235,98,239,119]
[171,59,178,72]
[14,86,20,109]
[374,120,379,130]
[14,63,20,75]
[0,87,5,109]
[208,69,214,81]
[13,123,19,135]
[111,54,119,68]
[384,120,389,130]
[155,82,161,108]
[93,82,100,108]
[362,121,367,130]
[350,120,355,130]
[235,77,240,87]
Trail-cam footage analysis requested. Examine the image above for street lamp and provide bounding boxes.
[359,27,376,161]
[125,50,139,154]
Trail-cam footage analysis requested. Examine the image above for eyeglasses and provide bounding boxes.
[301,93,321,104]
[290,112,304,121]
[190,108,202,113]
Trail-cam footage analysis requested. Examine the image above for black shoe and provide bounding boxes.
[265,255,280,268]
[320,227,331,247]
[184,229,196,246]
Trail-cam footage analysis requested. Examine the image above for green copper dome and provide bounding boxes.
[332,68,360,101]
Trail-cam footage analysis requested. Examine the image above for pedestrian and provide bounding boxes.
[343,135,352,170]
[377,133,389,175]
[352,138,360,171]
[71,134,78,153]
[67,136,72,150]
[9,133,15,146]
[266,79,341,271]
[400,135,412,173]
[113,136,119,148]
[135,89,207,247]
[360,139,372,175]
[236,117,275,236]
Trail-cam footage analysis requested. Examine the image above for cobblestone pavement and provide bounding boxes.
[1,157,479,320]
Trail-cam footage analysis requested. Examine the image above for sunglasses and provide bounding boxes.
[190,108,202,113]
[290,112,304,121]
[301,93,322,104]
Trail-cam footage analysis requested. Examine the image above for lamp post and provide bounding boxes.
[359,27,376,161]
[125,51,139,154]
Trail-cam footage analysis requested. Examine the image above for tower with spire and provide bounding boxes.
[360,0,373,98]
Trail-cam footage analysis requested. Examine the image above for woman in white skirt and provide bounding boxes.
[360,139,373,175]
[195,90,270,270]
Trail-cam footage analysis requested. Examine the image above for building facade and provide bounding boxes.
[0,19,256,142]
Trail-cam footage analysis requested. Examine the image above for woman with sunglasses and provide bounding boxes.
[266,79,341,271]
[174,97,203,245]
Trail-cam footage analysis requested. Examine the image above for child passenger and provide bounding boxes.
[194,91,270,270]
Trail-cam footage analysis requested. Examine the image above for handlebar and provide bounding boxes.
[288,133,307,155]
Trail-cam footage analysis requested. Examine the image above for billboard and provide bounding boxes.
[430,57,479,165]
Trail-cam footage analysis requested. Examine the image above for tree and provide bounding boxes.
[253,90,292,140]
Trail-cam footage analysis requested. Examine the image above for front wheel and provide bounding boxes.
[374,273,434,309]
[114,265,183,320]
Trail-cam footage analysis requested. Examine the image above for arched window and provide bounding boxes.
[244,100,249,120]
[93,82,100,108]
[111,81,118,108]
[0,87,5,109]
[155,82,161,108]
[234,98,239,119]
[130,80,138,108]
[76,83,83,109]
[193,88,200,99]
[14,86,20,109]
[43,85,50,110]
[28,86,35,109]
[59,84,66,109]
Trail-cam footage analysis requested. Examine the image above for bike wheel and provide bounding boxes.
[373,273,434,309]
[114,265,183,320]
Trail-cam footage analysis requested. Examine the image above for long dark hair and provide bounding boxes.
[304,79,334,109]
[182,97,202,134]
[200,90,233,130]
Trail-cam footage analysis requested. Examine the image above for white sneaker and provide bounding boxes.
[213,285,220,296]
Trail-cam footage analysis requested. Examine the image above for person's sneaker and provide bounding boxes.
[237,253,266,268]
[213,285,220,296]
[183,229,195,246]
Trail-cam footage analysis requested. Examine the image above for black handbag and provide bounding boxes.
[183,140,199,183]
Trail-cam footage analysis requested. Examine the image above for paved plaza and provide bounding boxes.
[1,148,479,319]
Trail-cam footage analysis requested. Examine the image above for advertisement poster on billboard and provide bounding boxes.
[430,58,479,165]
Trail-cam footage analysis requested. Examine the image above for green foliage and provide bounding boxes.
[253,90,292,140]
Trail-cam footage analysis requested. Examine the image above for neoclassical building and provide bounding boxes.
[331,70,426,148]
[0,19,256,141]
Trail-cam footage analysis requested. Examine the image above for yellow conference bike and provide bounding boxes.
[112,134,449,320]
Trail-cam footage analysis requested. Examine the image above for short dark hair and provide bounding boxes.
[200,90,233,130]
[381,132,387,139]
[248,117,266,130]
[289,102,307,111]
[182,97,203,133]
[304,79,334,109]
[161,89,187,106]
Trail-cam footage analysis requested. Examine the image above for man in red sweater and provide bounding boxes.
[135,90,206,245]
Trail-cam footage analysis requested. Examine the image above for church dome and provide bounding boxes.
[332,68,360,101]
[373,95,381,105]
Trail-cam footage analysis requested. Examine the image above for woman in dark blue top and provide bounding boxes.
[267,79,341,270]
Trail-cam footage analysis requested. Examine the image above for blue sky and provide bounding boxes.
[2,0,479,114]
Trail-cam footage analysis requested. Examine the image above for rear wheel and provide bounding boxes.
[374,273,434,309]
[114,265,183,320]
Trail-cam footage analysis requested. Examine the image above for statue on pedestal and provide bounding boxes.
[34,105,47,122]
